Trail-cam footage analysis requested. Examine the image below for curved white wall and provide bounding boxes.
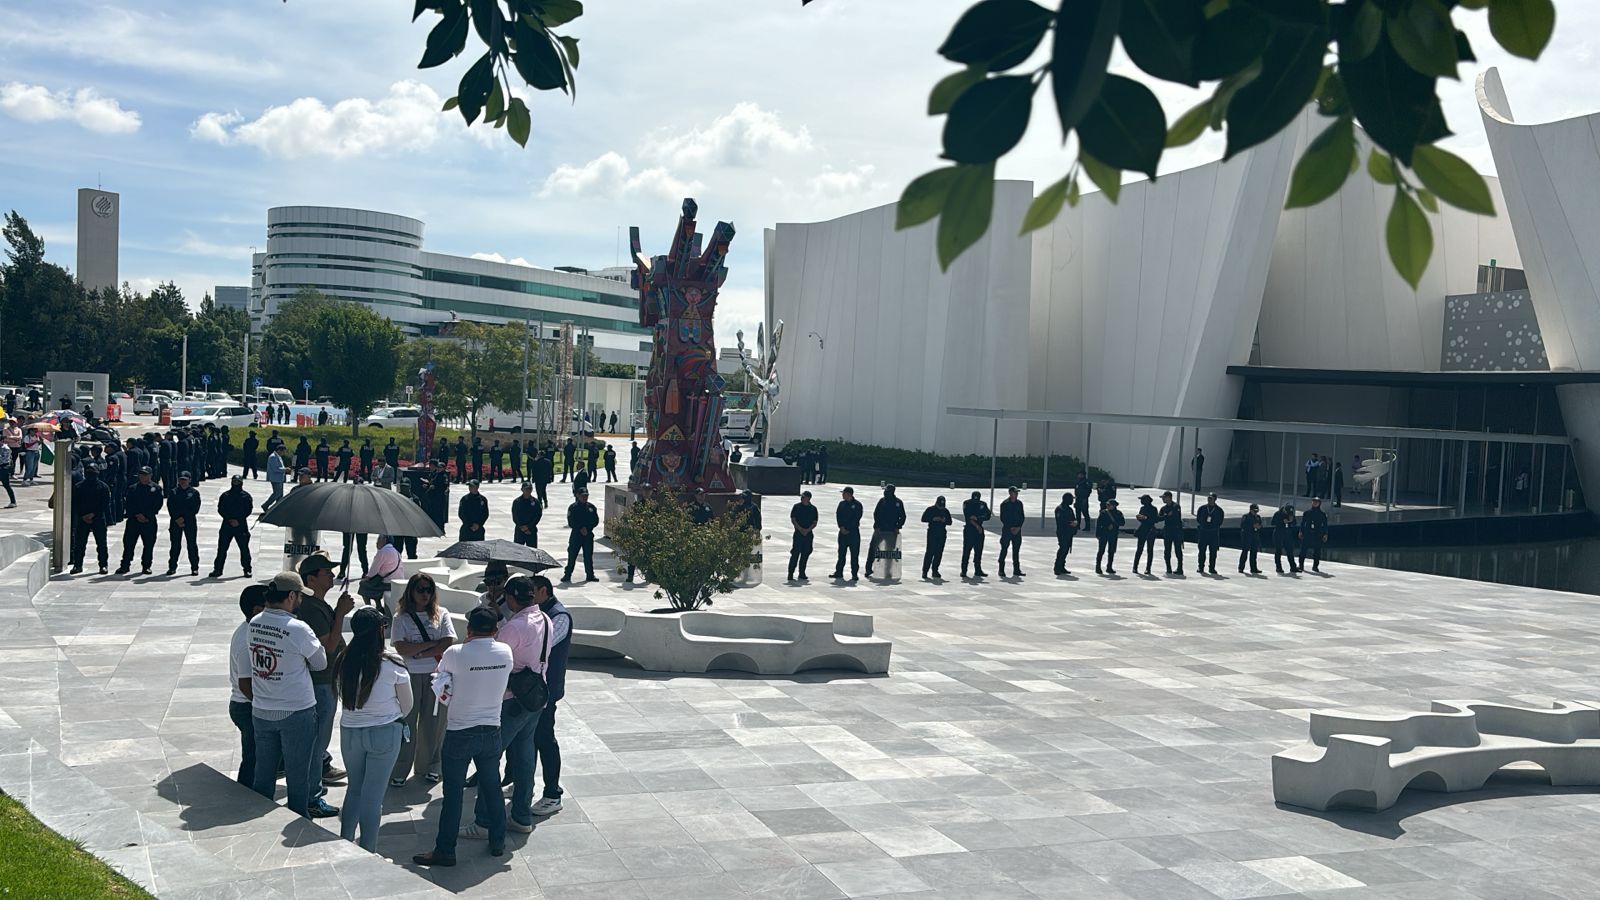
[765,182,1035,456]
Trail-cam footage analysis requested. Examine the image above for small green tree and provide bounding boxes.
[606,492,760,611]
[260,289,338,390]
[308,302,404,436]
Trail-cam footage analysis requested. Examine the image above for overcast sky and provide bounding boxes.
[2,0,1595,339]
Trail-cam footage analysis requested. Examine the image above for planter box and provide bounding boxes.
[733,458,803,496]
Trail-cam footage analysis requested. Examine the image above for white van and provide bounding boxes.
[720,409,756,440]
[257,387,294,405]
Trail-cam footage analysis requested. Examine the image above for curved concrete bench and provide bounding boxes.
[565,607,891,676]
[1274,700,1600,812]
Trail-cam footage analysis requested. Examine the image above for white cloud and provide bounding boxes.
[0,6,280,81]
[189,82,450,159]
[805,164,883,199]
[176,233,254,260]
[0,82,141,134]
[471,252,538,268]
[539,151,704,201]
[648,102,814,168]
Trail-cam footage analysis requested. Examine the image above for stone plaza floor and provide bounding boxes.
[3,464,1600,898]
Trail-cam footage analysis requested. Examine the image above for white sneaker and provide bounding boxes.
[530,797,562,817]
[507,818,533,833]
[458,822,489,840]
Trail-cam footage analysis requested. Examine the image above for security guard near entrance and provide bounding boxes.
[117,466,162,575]
[166,471,202,576]
[960,491,990,579]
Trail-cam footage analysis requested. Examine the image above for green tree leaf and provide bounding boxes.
[1079,153,1121,201]
[896,167,960,230]
[512,19,568,90]
[1285,116,1355,209]
[1488,0,1555,59]
[942,75,1036,163]
[937,162,996,270]
[507,97,531,147]
[1050,0,1122,137]
[419,3,469,68]
[1368,149,1397,185]
[558,35,580,68]
[1410,144,1495,215]
[1194,6,1269,80]
[1166,98,1212,147]
[1384,0,1459,79]
[441,96,459,111]
[929,68,985,115]
[1120,0,1203,86]
[1386,188,1432,289]
[534,0,584,28]
[1337,0,1382,61]
[1224,17,1328,158]
[1416,188,1439,213]
[1210,61,1261,129]
[1021,174,1073,234]
[1342,34,1443,166]
[456,51,495,124]
[1077,74,1166,178]
[485,78,505,122]
[938,0,1055,71]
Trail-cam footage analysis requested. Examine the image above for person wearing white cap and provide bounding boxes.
[248,571,327,817]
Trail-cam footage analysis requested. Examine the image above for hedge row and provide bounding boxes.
[227,424,627,476]
[774,438,1114,488]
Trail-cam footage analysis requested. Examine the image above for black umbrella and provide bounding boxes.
[437,539,559,571]
[259,482,444,537]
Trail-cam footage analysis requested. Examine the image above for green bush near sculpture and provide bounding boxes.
[607,492,760,611]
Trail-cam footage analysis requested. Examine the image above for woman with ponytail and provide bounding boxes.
[335,606,412,852]
[389,572,455,786]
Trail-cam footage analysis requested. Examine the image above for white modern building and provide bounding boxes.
[767,96,1592,509]
[250,206,650,363]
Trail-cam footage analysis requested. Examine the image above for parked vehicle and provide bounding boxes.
[365,407,422,428]
[170,405,259,429]
[256,387,295,405]
[132,394,166,415]
[205,392,232,403]
[720,409,756,440]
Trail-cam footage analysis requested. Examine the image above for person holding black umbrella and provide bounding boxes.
[458,480,489,542]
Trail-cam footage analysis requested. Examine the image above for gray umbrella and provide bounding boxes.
[437,539,559,571]
[259,482,444,536]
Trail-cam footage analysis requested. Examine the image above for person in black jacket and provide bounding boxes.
[530,450,554,506]
[489,440,503,482]
[1237,503,1263,575]
[294,435,312,473]
[1095,499,1125,575]
[1195,493,1224,575]
[562,487,599,582]
[731,490,762,533]
[997,486,1026,578]
[1073,472,1092,530]
[865,485,906,579]
[359,437,374,480]
[470,437,485,482]
[211,475,254,578]
[1191,448,1205,495]
[1132,494,1158,576]
[70,464,111,574]
[586,441,600,478]
[788,491,818,581]
[165,471,202,576]
[314,438,331,480]
[560,437,575,482]
[512,481,542,547]
[1053,493,1077,575]
[603,445,617,482]
[335,439,354,482]
[689,489,714,525]
[458,479,489,541]
[1330,463,1344,508]
[1299,497,1329,573]
[118,466,163,575]
[242,430,260,479]
[830,487,863,581]
[385,437,400,470]
[1158,490,1185,575]
[960,491,990,579]
[508,438,521,481]
[1272,504,1300,574]
[454,437,469,483]
[921,496,953,579]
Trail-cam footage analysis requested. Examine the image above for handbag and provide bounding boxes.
[506,617,552,713]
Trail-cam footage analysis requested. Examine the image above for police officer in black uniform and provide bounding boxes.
[1053,492,1077,575]
[335,439,354,482]
[242,429,260,479]
[384,436,400,470]
[1237,502,1263,575]
[1158,490,1184,575]
[1272,503,1300,574]
[1095,499,1125,575]
[921,496,953,579]
[512,481,542,547]
[1195,493,1224,575]
[470,437,485,482]
[732,489,762,533]
[960,490,990,579]
[508,437,522,481]
[70,464,111,574]
[165,471,202,575]
[458,479,489,541]
[562,486,599,582]
[454,437,469,483]
[1132,494,1159,576]
[294,435,312,473]
[864,485,905,579]
[211,474,254,578]
[314,437,331,480]
[689,489,715,525]
[531,450,554,506]
[560,437,575,482]
[1299,497,1329,573]
[997,486,1026,578]
[831,487,863,581]
[788,490,818,582]
[359,437,374,480]
[489,440,503,482]
[1073,472,1092,531]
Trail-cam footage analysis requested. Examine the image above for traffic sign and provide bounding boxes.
[253,377,262,387]
[303,379,312,390]
[201,374,211,386]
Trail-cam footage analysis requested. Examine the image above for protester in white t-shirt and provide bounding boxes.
[335,607,413,852]
[390,573,456,786]
[248,572,326,817]
[229,585,269,786]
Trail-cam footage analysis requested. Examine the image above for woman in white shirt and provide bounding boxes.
[389,573,456,786]
[335,606,413,852]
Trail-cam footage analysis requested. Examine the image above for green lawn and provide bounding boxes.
[0,790,153,899]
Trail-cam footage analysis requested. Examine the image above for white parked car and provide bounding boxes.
[170,405,260,429]
[205,392,232,403]
[365,407,422,428]
[132,394,167,415]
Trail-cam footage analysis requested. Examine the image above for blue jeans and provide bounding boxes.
[252,707,317,816]
[478,699,541,829]
[22,449,38,481]
[436,725,503,858]
[311,682,336,797]
[339,721,403,851]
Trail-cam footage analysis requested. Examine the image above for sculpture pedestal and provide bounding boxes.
[604,483,640,529]
[734,458,803,496]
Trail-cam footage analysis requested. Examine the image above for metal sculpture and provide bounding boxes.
[736,320,784,457]
[630,199,735,492]
[416,362,437,465]
[1354,447,1398,502]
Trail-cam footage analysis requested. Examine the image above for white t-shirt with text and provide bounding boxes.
[437,637,512,730]
[247,608,326,713]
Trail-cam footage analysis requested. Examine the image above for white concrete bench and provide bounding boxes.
[1272,700,1600,812]
[566,607,891,676]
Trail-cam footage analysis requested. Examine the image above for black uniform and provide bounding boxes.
[732,497,762,533]
[1132,500,1159,575]
[212,484,254,576]
[563,498,599,581]
[603,448,617,482]
[508,441,521,480]
[815,447,829,483]
[1073,476,1092,528]
[458,491,489,541]
[531,454,554,506]
[71,471,111,572]
[335,442,353,482]
[960,496,991,578]
[166,483,202,574]
[921,502,953,578]
[512,493,542,547]
[1237,510,1263,574]
[865,494,906,578]
[384,439,400,470]
[832,497,864,579]
[1272,508,1300,573]
[997,496,1026,577]
[689,498,713,525]
[1053,501,1078,574]
[242,433,260,478]
[294,437,312,473]
[454,439,469,483]
[586,443,599,477]
[314,440,331,480]
[1299,505,1329,571]
[1095,505,1125,574]
[1158,501,1185,574]
[1331,466,1344,507]
[359,440,374,479]
[1195,501,1224,574]
[560,439,575,481]
[788,501,818,580]
[489,442,503,482]
[1192,451,1205,494]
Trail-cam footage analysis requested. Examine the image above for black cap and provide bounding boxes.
[178,471,192,481]
[467,606,501,634]
[138,465,153,475]
[1207,492,1218,500]
[1160,490,1172,498]
[504,575,535,601]
[1139,494,1152,503]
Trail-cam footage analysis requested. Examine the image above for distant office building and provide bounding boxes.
[76,188,119,293]
[253,206,650,363]
[213,285,249,312]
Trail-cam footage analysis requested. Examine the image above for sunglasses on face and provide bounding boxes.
[415,586,435,594]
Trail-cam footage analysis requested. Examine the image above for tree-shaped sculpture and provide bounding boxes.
[736,320,783,458]
[629,199,735,492]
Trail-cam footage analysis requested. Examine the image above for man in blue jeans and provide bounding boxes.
[296,553,353,818]
[247,572,327,817]
[414,607,514,866]
[460,576,549,838]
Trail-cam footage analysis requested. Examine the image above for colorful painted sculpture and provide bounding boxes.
[629,199,735,492]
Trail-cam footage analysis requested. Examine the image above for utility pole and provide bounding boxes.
[520,318,530,436]
[181,333,188,396]
[241,331,250,399]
